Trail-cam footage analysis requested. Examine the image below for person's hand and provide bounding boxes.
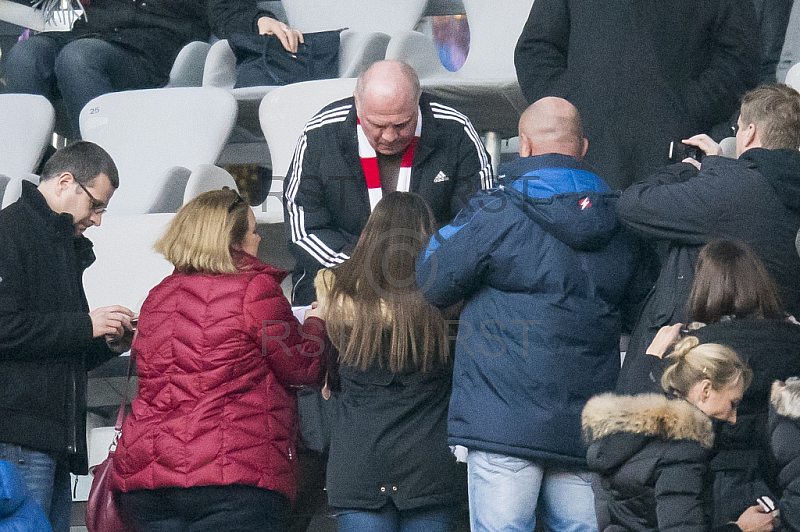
[735,505,776,532]
[683,134,723,157]
[304,302,323,321]
[257,16,304,53]
[90,306,135,338]
[646,323,683,358]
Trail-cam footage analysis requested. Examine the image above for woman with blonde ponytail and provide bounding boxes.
[582,337,774,532]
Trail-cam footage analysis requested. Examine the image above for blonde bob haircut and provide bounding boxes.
[661,336,752,397]
[155,189,250,274]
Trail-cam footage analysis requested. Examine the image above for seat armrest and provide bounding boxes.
[203,39,238,89]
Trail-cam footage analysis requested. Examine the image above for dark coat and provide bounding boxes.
[768,379,800,532]
[112,253,326,500]
[584,393,716,532]
[207,0,274,39]
[616,149,800,393]
[417,154,646,466]
[0,181,117,474]
[514,0,759,190]
[283,93,493,305]
[315,270,463,511]
[612,318,800,524]
[69,0,209,82]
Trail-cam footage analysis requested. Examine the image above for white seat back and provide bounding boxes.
[258,78,358,223]
[785,62,800,91]
[1,174,39,209]
[0,94,55,179]
[80,87,237,215]
[83,213,175,312]
[282,0,427,35]
[457,0,534,80]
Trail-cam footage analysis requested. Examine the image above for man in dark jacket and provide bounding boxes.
[417,97,646,532]
[3,0,208,138]
[0,141,135,532]
[616,84,800,394]
[284,60,492,306]
[514,0,759,190]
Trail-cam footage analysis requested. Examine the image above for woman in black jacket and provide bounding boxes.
[634,240,800,525]
[316,192,462,532]
[768,378,800,532]
[584,337,772,532]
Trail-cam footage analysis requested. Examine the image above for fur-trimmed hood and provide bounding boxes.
[582,393,714,448]
[771,378,800,419]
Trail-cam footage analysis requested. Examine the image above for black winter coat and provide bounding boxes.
[610,318,800,524]
[584,393,717,532]
[68,0,209,82]
[616,149,800,393]
[514,0,759,190]
[0,182,117,474]
[207,0,274,39]
[315,270,463,511]
[768,379,800,532]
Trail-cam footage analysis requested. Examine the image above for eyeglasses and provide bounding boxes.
[224,186,245,213]
[75,180,108,214]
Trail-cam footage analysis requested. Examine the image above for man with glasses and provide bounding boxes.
[0,141,136,532]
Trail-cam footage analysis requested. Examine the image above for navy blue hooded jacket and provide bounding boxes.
[417,154,644,465]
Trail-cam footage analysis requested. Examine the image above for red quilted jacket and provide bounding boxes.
[111,253,326,500]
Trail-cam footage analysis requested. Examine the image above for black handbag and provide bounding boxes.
[228,30,342,88]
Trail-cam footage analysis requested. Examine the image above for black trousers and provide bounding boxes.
[120,484,290,532]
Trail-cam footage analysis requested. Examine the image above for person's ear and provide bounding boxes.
[54,172,74,196]
[579,138,589,159]
[699,379,713,401]
[519,133,533,158]
[743,123,759,150]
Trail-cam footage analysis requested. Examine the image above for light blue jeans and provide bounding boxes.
[0,443,71,532]
[467,450,598,532]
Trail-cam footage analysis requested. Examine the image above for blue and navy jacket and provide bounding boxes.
[417,153,643,466]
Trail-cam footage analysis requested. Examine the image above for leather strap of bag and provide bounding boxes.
[113,344,137,434]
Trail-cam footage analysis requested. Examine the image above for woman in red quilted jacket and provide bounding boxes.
[110,189,327,531]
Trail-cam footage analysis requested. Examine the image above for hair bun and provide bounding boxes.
[667,335,700,360]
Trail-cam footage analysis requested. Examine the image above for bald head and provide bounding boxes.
[353,61,422,155]
[518,97,588,159]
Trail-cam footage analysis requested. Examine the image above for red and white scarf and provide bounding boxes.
[357,109,422,211]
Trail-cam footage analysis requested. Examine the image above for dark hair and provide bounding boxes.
[40,141,119,188]
[322,192,448,372]
[688,240,783,324]
[740,84,800,150]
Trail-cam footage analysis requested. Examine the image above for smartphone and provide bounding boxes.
[668,141,702,163]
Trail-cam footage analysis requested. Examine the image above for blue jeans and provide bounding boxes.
[335,502,456,532]
[0,443,72,532]
[467,450,598,532]
[4,33,163,138]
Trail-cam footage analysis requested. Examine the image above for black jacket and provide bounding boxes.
[0,181,117,474]
[514,0,759,190]
[68,0,209,82]
[584,393,721,532]
[768,378,800,532]
[284,93,493,305]
[207,0,274,39]
[616,149,800,393]
[611,319,800,524]
[316,270,463,511]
